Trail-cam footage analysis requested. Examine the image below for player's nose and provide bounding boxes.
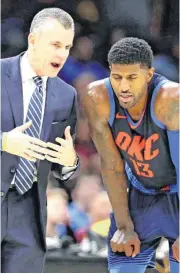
[120,78,130,92]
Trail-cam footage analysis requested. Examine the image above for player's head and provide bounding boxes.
[108,37,154,109]
[27,8,74,77]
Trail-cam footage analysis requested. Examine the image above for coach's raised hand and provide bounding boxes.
[45,126,77,166]
[2,120,48,161]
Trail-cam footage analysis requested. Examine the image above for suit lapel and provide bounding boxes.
[5,54,24,127]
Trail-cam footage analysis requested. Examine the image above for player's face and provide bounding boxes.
[28,19,74,77]
[110,64,154,109]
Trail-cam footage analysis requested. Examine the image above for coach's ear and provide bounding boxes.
[147,67,155,83]
[28,33,34,47]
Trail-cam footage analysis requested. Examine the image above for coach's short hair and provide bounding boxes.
[108,37,153,68]
[30,7,74,33]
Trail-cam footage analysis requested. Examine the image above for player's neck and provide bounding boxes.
[127,91,148,121]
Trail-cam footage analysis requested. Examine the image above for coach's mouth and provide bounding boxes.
[51,62,61,69]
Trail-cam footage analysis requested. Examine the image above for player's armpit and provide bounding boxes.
[80,83,134,231]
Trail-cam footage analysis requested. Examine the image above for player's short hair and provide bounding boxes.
[30,7,74,33]
[108,37,153,68]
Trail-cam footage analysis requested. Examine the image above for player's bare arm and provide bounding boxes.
[154,82,179,130]
[155,82,180,262]
[80,81,141,257]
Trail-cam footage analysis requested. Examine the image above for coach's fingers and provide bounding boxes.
[23,153,36,162]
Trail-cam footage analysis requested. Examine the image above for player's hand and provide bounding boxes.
[45,126,77,166]
[2,121,48,161]
[172,237,179,262]
[110,229,141,257]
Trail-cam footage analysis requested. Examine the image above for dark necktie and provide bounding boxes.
[14,77,43,194]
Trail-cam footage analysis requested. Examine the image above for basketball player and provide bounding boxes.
[80,37,179,272]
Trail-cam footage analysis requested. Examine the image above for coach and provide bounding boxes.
[1,8,79,273]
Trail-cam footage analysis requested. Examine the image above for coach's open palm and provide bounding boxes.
[45,126,77,166]
[2,120,48,161]
[110,228,141,257]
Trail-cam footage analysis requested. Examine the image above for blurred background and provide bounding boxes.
[1,0,179,272]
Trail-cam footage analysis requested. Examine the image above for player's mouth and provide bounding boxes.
[119,95,133,103]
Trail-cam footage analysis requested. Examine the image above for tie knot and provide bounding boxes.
[33,76,43,88]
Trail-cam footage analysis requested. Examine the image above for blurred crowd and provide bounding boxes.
[2,0,179,257]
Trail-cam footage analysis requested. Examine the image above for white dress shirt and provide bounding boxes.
[21,52,48,129]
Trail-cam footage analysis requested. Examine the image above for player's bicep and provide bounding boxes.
[155,84,179,130]
[165,97,179,130]
[162,85,179,130]
[167,130,179,190]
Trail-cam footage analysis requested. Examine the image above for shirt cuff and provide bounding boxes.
[60,156,79,180]
[62,156,79,174]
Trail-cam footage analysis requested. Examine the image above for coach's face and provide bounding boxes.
[28,18,74,77]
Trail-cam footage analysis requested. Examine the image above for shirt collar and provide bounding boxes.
[20,51,48,87]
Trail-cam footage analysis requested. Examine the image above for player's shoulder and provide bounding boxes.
[80,78,110,122]
[154,80,179,129]
[154,80,179,107]
[83,78,110,103]
[158,81,179,99]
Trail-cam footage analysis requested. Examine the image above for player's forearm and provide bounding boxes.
[101,164,134,231]
[89,123,134,231]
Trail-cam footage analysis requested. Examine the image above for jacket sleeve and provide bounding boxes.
[51,89,80,181]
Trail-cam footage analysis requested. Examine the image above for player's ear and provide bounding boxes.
[147,67,155,83]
